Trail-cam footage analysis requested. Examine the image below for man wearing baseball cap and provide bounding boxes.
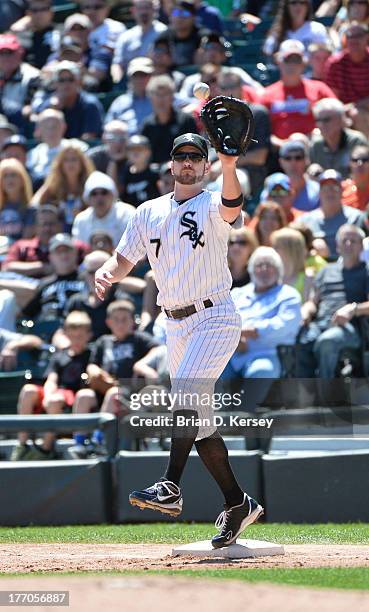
[72,171,135,247]
[0,33,40,131]
[278,140,320,212]
[300,169,362,259]
[35,60,104,141]
[260,39,337,146]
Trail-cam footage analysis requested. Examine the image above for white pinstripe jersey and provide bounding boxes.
[116,189,240,309]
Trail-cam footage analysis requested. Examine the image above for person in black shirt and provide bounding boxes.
[11,0,59,70]
[142,74,198,163]
[22,233,86,324]
[79,299,158,415]
[12,310,92,460]
[120,135,160,207]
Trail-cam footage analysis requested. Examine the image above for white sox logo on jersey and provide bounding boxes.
[180,211,205,249]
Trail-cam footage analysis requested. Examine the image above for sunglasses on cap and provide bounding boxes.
[90,188,110,196]
[351,156,369,163]
[282,155,305,161]
[172,152,205,162]
[229,239,249,246]
[171,8,193,17]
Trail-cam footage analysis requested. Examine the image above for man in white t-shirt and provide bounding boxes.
[72,171,135,247]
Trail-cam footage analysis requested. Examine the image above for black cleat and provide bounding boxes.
[211,494,264,549]
[129,479,183,517]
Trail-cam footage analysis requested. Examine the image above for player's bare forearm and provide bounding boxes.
[219,153,243,223]
[95,251,134,301]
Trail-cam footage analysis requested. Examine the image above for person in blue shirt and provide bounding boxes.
[278,140,320,212]
[225,246,302,380]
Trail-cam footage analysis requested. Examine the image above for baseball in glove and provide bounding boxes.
[200,96,255,156]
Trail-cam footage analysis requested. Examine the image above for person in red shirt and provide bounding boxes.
[325,22,369,138]
[260,39,336,148]
[342,144,369,210]
[3,204,89,278]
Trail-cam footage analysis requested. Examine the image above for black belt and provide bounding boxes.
[164,299,213,320]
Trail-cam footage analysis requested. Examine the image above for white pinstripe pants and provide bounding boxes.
[166,292,241,440]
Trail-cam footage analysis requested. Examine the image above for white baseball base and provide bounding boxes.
[172,539,284,559]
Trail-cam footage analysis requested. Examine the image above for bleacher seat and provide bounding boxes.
[0,371,26,415]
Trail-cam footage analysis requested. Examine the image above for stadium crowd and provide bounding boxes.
[1,0,369,460]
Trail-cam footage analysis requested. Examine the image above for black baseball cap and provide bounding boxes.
[171,133,208,158]
[1,135,27,151]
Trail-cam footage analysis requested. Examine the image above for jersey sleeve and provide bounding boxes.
[115,207,147,265]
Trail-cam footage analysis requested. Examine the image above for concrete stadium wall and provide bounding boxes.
[262,450,369,523]
[115,450,264,522]
[0,459,112,526]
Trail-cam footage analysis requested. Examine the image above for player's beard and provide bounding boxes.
[173,167,205,185]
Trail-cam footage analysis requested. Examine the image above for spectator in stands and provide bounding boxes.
[306,40,333,80]
[310,98,368,179]
[270,226,315,301]
[12,310,92,461]
[342,144,369,210]
[0,158,35,241]
[22,233,86,322]
[263,0,330,55]
[192,0,224,33]
[72,171,135,247]
[224,246,301,379]
[71,300,158,448]
[149,33,185,89]
[79,0,126,66]
[112,0,167,84]
[260,39,336,147]
[33,60,104,140]
[278,140,320,211]
[32,143,95,231]
[3,204,61,279]
[157,160,175,194]
[300,169,362,259]
[297,223,369,377]
[0,33,39,132]
[62,13,112,92]
[63,250,121,342]
[325,22,369,137]
[162,0,202,67]
[27,109,88,189]
[1,134,27,165]
[0,328,42,371]
[228,227,258,289]
[3,204,89,279]
[105,57,154,135]
[248,201,287,246]
[10,0,59,70]
[0,115,18,148]
[330,0,369,50]
[119,135,160,206]
[258,174,301,223]
[180,30,263,99]
[89,120,127,172]
[141,74,198,163]
[0,1,27,33]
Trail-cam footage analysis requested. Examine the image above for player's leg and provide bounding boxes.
[129,333,188,516]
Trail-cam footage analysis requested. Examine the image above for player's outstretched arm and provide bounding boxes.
[95,251,134,301]
[218,153,243,224]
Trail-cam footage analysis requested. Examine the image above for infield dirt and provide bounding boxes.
[1,542,369,572]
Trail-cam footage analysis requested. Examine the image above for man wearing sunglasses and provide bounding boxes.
[260,39,336,148]
[95,133,264,548]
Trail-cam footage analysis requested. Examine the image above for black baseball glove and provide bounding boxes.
[200,96,255,156]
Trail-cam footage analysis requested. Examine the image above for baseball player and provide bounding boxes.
[95,133,263,548]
